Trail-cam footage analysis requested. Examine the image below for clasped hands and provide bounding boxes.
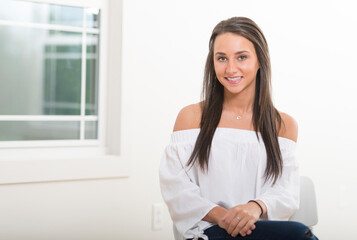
[217,202,261,237]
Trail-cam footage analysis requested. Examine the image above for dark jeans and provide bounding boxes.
[190,221,319,240]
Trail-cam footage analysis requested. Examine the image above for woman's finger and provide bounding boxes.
[231,217,248,237]
[240,219,256,236]
[226,216,240,234]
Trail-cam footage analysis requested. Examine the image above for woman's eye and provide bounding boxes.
[238,55,247,60]
[217,57,227,62]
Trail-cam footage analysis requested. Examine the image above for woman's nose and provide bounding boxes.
[226,60,238,74]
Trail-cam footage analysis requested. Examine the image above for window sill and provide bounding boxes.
[0,155,130,185]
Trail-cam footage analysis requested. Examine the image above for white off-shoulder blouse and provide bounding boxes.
[159,128,300,240]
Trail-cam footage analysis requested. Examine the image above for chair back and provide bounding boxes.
[289,176,318,228]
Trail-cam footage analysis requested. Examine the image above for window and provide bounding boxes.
[0,0,127,184]
[0,0,100,144]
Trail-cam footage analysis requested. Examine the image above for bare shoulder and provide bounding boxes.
[173,103,202,132]
[279,111,298,142]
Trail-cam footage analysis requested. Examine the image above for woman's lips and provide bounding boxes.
[225,76,243,84]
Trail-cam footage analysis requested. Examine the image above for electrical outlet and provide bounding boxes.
[152,203,164,230]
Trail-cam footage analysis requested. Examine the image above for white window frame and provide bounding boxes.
[0,0,128,185]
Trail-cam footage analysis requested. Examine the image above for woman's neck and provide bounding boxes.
[223,91,255,115]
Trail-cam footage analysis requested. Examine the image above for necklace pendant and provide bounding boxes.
[236,116,242,120]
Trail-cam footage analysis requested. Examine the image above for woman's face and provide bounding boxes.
[213,32,260,96]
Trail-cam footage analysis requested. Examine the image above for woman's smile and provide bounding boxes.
[225,76,243,84]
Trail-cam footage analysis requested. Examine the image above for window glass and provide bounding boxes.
[0,1,101,142]
[0,121,80,141]
[0,0,84,27]
[0,26,82,115]
[86,34,100,115]
[86,8,100,28]
[85,121,98,139]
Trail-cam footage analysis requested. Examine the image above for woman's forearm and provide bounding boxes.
[203,206,228,224]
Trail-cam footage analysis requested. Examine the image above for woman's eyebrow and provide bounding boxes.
[214,50,250,56]
[214,52,226,56]
[235,50,250,54]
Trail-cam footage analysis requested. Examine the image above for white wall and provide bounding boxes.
[1,0,356,239]
[122,0,357,238]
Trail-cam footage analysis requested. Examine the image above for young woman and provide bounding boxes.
[159,17,318,240]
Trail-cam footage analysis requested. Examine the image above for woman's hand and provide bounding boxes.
[221,202,262,237]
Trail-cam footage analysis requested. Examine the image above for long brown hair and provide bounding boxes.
[187,17,283,184]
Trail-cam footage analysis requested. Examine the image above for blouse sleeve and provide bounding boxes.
[258,140,300,220]
[159,140,217,238]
